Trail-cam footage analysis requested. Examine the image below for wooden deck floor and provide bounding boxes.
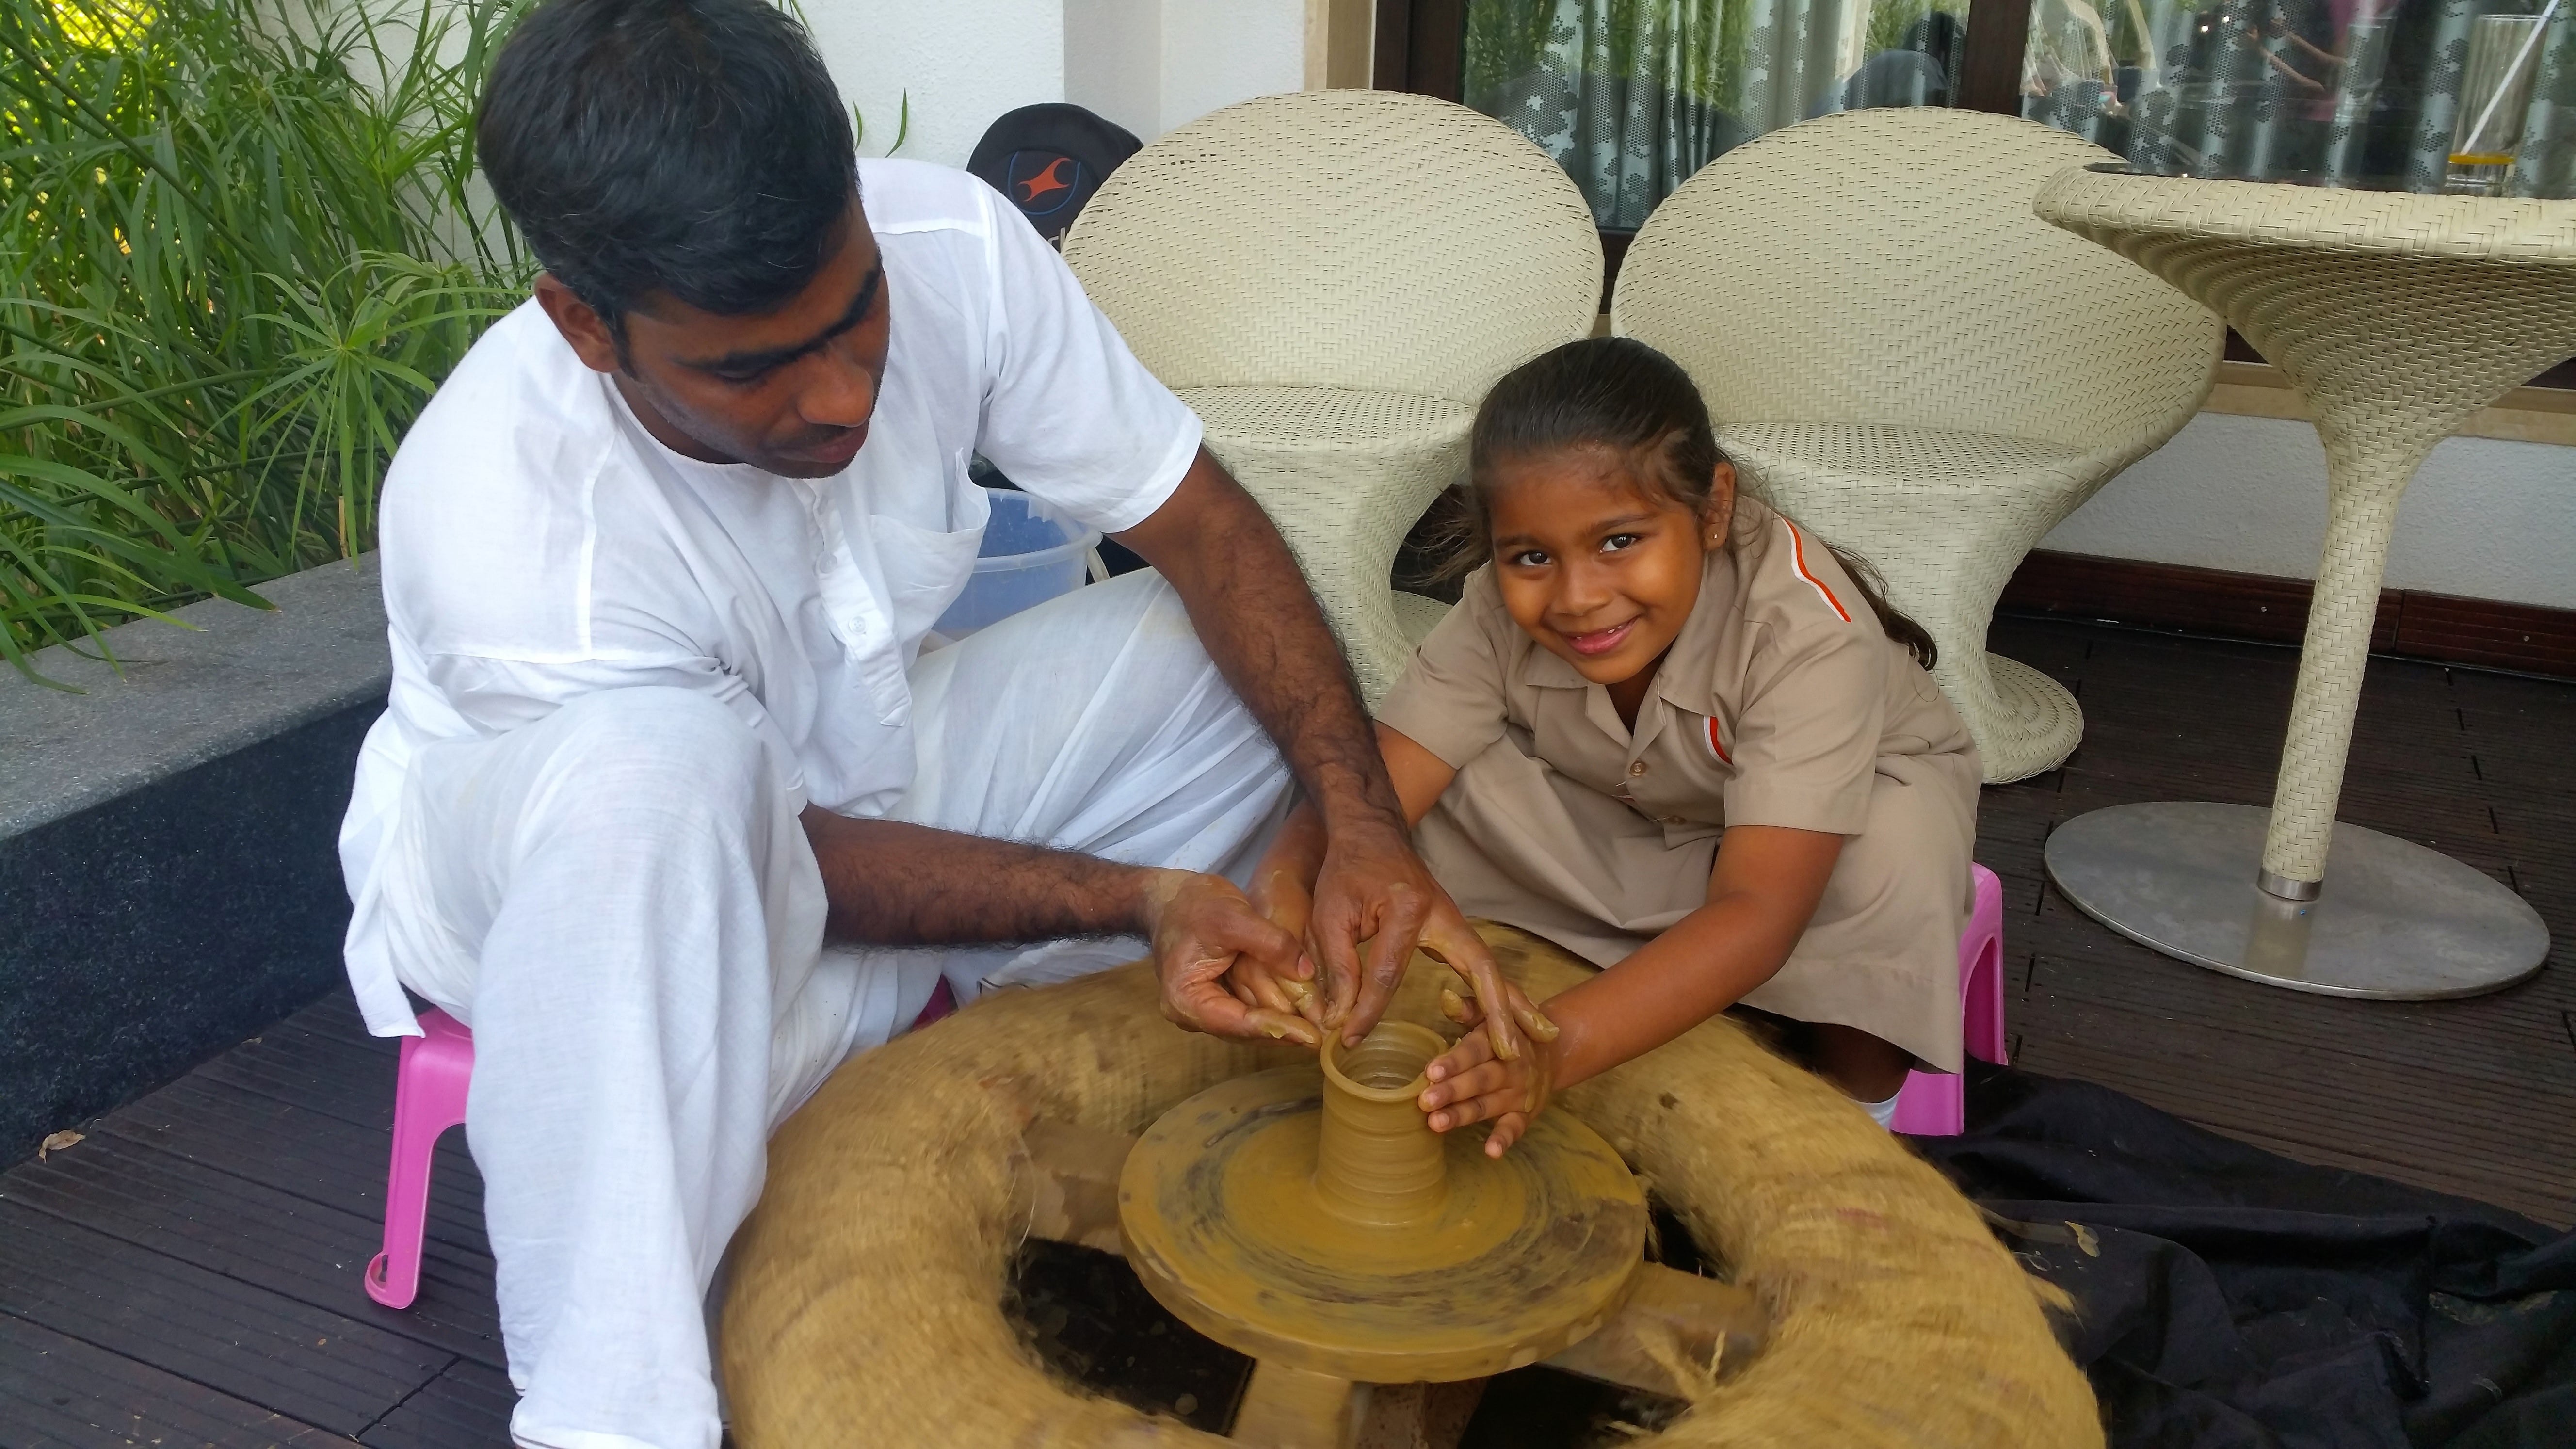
[1982,615,2576,1228]
[1,614,2568,1445]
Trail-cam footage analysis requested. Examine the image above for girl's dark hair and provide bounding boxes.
[1443,337,1936,669]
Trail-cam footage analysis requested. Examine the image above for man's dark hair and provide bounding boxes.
[477,0,857,335]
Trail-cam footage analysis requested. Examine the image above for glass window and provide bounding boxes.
[2019,0,2576,196]
[1460,0,1973,228]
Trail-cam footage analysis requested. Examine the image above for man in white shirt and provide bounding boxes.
[338,0,1519,1444]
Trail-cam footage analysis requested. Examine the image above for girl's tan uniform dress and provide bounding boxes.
[1378,499,1982,1071]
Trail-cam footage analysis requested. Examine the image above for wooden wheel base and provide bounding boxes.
[1029,1116,1758,1447]
[726,942,2097,1448]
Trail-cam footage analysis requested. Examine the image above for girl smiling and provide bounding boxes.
[1245,336,1980,1149]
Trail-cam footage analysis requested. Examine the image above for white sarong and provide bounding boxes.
[373,571,1289,1449]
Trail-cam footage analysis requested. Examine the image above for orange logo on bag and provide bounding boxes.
[1016,157,1076,207]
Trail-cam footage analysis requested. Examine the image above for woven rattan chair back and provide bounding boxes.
[1062,91,1602,704]
[1609,109,2219,780]
[1063,89,1602,402]
[1612,108,2215,456]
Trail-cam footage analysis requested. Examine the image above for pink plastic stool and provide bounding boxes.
[365,1006,474,1309]
[1888,862,2009,1137]
[362,980,964,1309]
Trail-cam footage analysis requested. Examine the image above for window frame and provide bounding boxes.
[1379,0,2037,108]
[1372,0,2575,391]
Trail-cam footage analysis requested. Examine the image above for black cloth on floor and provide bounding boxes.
[1910,1067,2576,1449]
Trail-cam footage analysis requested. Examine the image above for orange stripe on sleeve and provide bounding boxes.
[1706,714,1730,764]
[1782,518,1852,622]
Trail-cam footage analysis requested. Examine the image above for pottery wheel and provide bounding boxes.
[1117,1021,1648,1384]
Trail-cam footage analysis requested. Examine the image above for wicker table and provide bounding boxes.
[2030,169,2569,998]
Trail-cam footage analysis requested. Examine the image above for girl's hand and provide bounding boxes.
[1419,987,1556,1157]
[1415,907,1559,1066]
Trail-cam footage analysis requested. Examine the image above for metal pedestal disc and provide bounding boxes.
[2044,802,2548,1000]
[1116,1062,1646,1385]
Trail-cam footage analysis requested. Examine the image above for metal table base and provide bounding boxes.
[2044,802,2548,1001]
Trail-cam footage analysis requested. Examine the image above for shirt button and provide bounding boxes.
[1628,761,1648,777]
[1663,815,1685,825]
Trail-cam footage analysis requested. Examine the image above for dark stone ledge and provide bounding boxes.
[1,558,387,1164]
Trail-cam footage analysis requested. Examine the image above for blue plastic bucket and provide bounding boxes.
[935,486,1100,637]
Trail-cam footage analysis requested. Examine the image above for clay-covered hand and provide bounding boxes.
[1229,861,1327,1035]
[1414,912,1558,1068]
[1418,986,1556,1157]
[1144,869,1318,1047]
[1308,817,1557,1061]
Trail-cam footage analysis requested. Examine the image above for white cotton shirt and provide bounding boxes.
[338,158,1203,1038]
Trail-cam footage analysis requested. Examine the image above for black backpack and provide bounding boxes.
[966,103,1143,247]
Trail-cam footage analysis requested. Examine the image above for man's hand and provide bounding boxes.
[1307,812,1556,1059]
[1234,856,1327,1030]
[1114,456,1552,1058]
[1144,869,1318,1046]
[1419,986,1556,1157]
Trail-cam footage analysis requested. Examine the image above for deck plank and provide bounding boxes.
[2016,936,2576,1096]
[1985,615,2573,1226]
[0,1203,449,1437]
[0,1130,501,1369]
[0,1311,363,1449]
[2009,988,2575,1223]
[93,1074,488,1259]
[283,991,399,1057]
[195,1014,404,1136]
[356,1359,516,1449]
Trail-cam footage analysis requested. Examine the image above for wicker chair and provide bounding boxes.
[1062,90,1602,707]
[1612,109,2219,781]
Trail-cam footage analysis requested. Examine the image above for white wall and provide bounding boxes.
[805,0,1304,168]
[804,0,1065,169]
[1155,1,1305,136]
[2042,414,2576,609]
[1066,0,1305,142]
[1063,0,1163,143]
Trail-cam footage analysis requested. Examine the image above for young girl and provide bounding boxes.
[1239,336,1980,1150]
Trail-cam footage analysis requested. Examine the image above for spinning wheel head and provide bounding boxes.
[1117,1021,1648,1384]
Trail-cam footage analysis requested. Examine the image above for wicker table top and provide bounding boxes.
[2035,167,2576,267]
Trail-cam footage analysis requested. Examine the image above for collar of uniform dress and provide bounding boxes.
[1647,537,1743,716]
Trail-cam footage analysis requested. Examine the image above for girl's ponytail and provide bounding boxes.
[1819,542,1937,671]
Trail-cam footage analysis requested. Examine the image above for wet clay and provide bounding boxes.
[1116,1020,1647,1384]
[1314,1022,1448,1226]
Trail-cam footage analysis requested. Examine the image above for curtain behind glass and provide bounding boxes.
[1464,0,1968,229]
[2019,0,2576,195]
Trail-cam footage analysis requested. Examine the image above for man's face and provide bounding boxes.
[537,193,891,479]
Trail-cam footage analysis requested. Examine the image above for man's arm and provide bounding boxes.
[799,807,1320,1043]
[1113,449,1534,1055]
[800,810,1148,945]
